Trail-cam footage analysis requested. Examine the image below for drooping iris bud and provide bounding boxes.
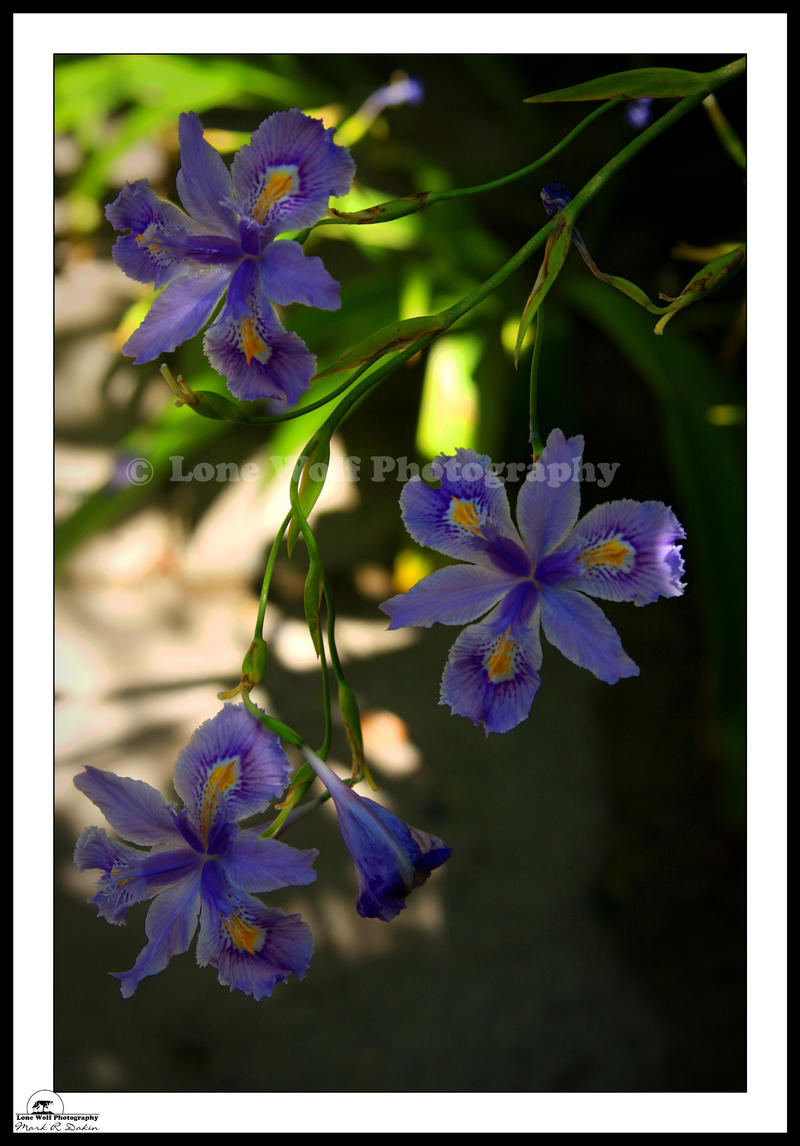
[301,746,451,922]
[540,182,574,216]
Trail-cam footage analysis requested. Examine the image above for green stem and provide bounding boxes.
[260,761,316,838]
[243,358,376,425]
[241,690,303,749]
[317,627,333,760]
[529,306,544,458]
[254,509,293,641]
[702,93,746,170]
[296,99,620,238]
[561,90,710,226]
[427,100,620,206]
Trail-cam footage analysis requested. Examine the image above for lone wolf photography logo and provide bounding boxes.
[17,1089,100,1128]
[26,1090,64,1115]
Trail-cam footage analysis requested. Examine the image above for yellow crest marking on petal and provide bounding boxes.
[134,232,163,253]
[110,866,132,887]
[486,627,516,683]
[253,170,294,224]
[224,913,261,955]
[450,496,484,537]
[577,538,635,570]
[199,758,239,845]
[240,317,267,366]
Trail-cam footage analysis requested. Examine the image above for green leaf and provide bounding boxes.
[653,244,746,334]
[514,215,573,366]
[337,681,369,780]
[314,313,447,381]
[525,66,715,103]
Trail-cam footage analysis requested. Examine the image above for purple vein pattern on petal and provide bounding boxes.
[173,703,292,830]
[439,597,543,735]
[567,499,686,605]
[231,108,355,234]
[399,448,522,567]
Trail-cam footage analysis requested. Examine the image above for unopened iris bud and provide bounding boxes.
[540,182,574,216]
[301,745,451,922]
[241,636,268,688]
[160,364,251,422]
[337,680,372,783]
[190,390,253,423]
[303,564,324,659]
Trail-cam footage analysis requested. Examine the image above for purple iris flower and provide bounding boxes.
[380,429,686,735]
[302,746,451,922]
[105,109,355,407]
[73,704,318,999]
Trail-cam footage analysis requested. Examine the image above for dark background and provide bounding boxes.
[55,53,745,1093]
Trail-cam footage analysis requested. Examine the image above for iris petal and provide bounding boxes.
[122,267,232,364]
[197,864,313,999]
[516,427,584,563]
[231,107,354,233]
[172,704,292,841]
[74,827,158,924]
[380,562,521,630]
[220,830,318,894]
[203,290,316,404]
[73,767,182,847]
[106,179,207,287]
[111,874,203,999]
[257,241,341,310]
[565,499,686,605]
[399,448,522,567]
[176,111,238,236]
[439,604,542,735]
[540,586,639,683]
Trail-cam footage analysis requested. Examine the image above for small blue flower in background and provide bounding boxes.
[73,704,318,999]
[302,746,451,922]
[625,98,654,130]
[105,109,355,407]
[380,430,685,735]
[359,74,425,118]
